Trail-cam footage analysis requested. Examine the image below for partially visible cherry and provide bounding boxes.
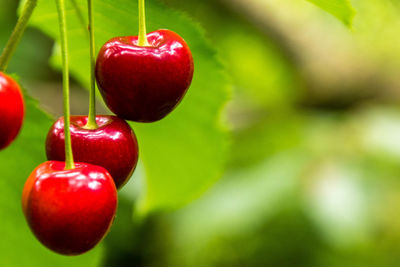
[0,72,24,149]
[96,29,194,122]
[22,161,117,255]
[46,115,139,189]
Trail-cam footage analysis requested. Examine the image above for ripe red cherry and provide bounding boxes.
[96,29,194,122]
[22,161,117,255]
[0,72,24,149]
[45,115,139,189]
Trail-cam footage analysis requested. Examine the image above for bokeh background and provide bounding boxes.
[2,0,400,266]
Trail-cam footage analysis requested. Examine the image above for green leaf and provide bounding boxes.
[306,0,355,26]
[0,89,102,266]
[28,0,230,213]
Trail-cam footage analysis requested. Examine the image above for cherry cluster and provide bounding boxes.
[0,0,193,256]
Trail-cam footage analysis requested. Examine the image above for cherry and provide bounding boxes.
[46,115,139,189]
[0,72,24,149]
[95,29,194,122]
[22,161,117,255]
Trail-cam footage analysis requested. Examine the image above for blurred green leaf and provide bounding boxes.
[166,151,314,267]
[229,113,303,169]
[306,0,355,26]
[0,90,101,266]
[220,28,298,109]
[28,0,230,213]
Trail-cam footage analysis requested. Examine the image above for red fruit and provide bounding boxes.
[22,161,117,255]
[0,72,24,149]
[96,29,194,122]
[45,115,139,189]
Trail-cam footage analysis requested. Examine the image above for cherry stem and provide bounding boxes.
[84,0,98,130]
[55,0,75,169]
[138,0,149,46]
[0,0,38,72]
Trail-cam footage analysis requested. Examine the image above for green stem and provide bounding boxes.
[138,0,149,46]
[55,0,75,170]
[0,0,38,72]
[84,0,98,129]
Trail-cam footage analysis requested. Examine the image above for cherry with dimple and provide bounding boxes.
[96,29,194,122]
[46,115,139,189]
[22,161,118,255]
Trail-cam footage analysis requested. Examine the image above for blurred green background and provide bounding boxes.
[3,0,400,266]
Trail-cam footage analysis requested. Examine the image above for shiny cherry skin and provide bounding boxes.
[22,161,117,255]
[96,29,194,122]
[46,115,139,189]
[0,72,24,149]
